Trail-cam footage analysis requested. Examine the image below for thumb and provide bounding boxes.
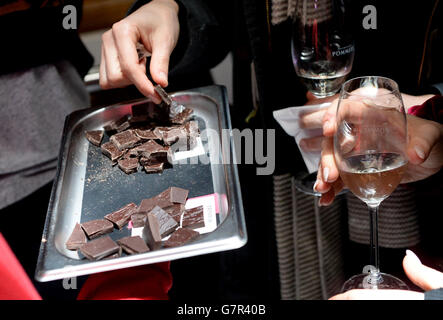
[406,115,441,166]
[148,38,173,88]
[403,250,443,291]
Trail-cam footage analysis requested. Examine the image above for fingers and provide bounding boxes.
[148,30,176,87]
[406,115,443,167]
[329,289,424,300]
[322,99,339,136]
[111,21,160,103]
[403,250,443,292]
[299,108,327,129]
[299,136,323,153]
[320,137,340,184]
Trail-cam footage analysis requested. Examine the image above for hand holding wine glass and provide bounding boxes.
[315,76,443,291]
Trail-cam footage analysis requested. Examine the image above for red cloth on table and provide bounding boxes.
[0,232,172,300]
[0,233,41,300]
[77,262,173,300]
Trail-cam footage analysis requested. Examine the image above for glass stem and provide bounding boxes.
[368,205,380,272]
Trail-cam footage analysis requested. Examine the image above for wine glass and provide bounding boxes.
[334,76,410,291]
[291,0,355,98]
[291,0,355,195]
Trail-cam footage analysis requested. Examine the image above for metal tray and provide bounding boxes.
[35,85,247,282]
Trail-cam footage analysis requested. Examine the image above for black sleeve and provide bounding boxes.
[424,288,443,300]
[128,0,233,79]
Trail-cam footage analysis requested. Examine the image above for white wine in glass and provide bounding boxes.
[334,76,410,291]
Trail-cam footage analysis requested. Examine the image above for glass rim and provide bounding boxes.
[341,76,401,97]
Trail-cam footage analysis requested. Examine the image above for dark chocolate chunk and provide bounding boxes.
[128,140,166,158]
[170,107,193,124]
[143,162,164,174]
[117,157,139,174]
[104,203,138,229]
[66,223,87,250]
[110,130,141,150]
[131,212,147,228]
[81,219,114,239]
[181,206,205,229]
[101,141,125,162]
[164,204,186,221]
[132,101,150,117]
[117,236,150,254]
[116,120,131,132]
[147,206,178,240]
[134,128,160,140]
[85,130,104,146]
[103,115,129,133]
[158,187,189,205]
[104,252,121,260]
[163,228,199,248]
[162,127,188,146]
[80,236,120,260]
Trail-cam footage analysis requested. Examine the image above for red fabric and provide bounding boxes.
[408,95,443,124]
[77,262,172,300]
[0,233,41,300]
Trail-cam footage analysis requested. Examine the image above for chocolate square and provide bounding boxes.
[131,212,147,228]
[134,128,160,140]
[110,130,141,151]
[143,162,164,174]
[158,187,189,205]
[101,141,125,162]
[163,228,199,248]
[80,236,120,260]
[181,206,205,229]
[66,223,87,250]
[104,203,138,229]
[117,157,139,174]
[103,115,129,133]
[81,219,114,239]
[85,130,104,146]
[147,206,178,240]
[117,236,150,254]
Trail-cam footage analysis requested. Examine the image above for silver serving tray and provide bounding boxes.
[35,85,247,282]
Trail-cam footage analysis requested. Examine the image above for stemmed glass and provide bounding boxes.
[334,76,410,290]
[291,0,355,194]
[291,0,354,98]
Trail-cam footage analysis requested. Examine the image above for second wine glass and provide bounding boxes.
[291,0,354,98]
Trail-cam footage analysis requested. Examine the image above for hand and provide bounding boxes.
[309,98,443,206]
[99,0,180,103]
[329,250,443,300]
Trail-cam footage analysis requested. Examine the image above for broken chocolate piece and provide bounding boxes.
[80,236,120,260]
[170,107,193,124]
[81,219,114,239]
[157,187,189,205]
[147,206,178,239]
[117,157,139,174]
[104,203,138,229]
[163,228,199,248]
[66,223,87,250]
[128,140,167,158]
[101,141,125,162]
[131,212,147,228]
[143,162,164,174]
[134,128,160,140]
[85,130,104,146]
[103,115,129,133]
[110,130,141,150]
[181,206,205,229]
[117,236,150,254]
[163,204,186,221]
[116,120,131,132]
[162,126,188,146]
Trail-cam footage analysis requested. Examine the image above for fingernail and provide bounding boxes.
[323,167,330,182]
[414,146,425,160]
[313,179,319,192]
[317,198,323,207]
[159,72,168,86]
[406,249,422,265]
